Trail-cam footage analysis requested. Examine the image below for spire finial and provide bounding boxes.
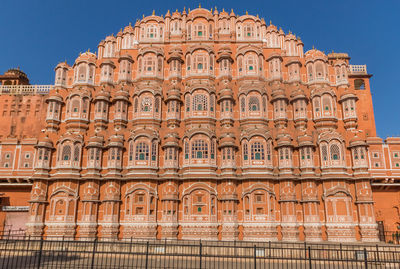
[312,45,315,49]
[142,14,145,19]
[129,22,131,26]
[199,3,201,8]
[270,20,272,25]
[152,10,155,15]
[246,10,248,15]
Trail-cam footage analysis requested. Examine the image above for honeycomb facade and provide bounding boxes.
[7,7,394,242]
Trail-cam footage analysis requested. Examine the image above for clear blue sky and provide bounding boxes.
[0,0,399,138]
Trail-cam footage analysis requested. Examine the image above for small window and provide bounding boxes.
[197,206,202,212]
[354,79,365,90]
[394,153,399,158]
[396,163,400,168]
[5,154,10,159]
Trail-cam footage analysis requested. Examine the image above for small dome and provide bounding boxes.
[94,88,111,102]
[349,135,366,148]
[123,24,134,33]
[37,135,53,149]
[87,135,104,148]
[107,134,124,148]
[276,130,292,147]
[305,49,328,62]
[297,133,314,147]
[75,51,97,65]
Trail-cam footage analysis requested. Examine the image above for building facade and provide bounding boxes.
[0,7,399,242]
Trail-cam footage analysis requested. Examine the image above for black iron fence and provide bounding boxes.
[1,234,400,268]
[378,230,400,245]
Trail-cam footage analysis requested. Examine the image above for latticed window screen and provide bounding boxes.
[243,143,248,160]
[185,96,190,112]
[73,145,80,162]
[330,144,340,161]
[151,142,157,161]
[62,145,71,161]
[241,97,246,112]
[141,97,152,112]
[184,141,189,159]
[321,145,328,161]
[193,94,208,111]
[266,142,271,161]
[210,140,215,159]
[155,97,160,113]
[191,140,208,159]
[251,142,264,160]
[248,96,260,111]
[135,142,149,161]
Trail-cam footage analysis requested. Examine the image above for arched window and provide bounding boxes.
[135,142,149,160]
[248,96,260,111]
[307,64,313,80]
[321,145,328,161]
[71,98,80,113]
[151,141,157,161]
[184,141,189,159]
[315,62,324,79]
[330,144,340,161]
[141,97,152,112]
[193,94,208,111]
[185,95,191,112]
[240,97,246,112]
[251,142,264,160]
[62,145,71,161]
[155,96,160,113]
[73,145,80,162]
[238,57,243,73]
[243,142,248,160]
[129,142,134,161]
[209,95,215,112]
[192,140,208,159]
[245,54,256,73]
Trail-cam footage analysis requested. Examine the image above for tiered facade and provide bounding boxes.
[23,7,383,242]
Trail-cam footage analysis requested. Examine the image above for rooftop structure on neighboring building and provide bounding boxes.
[0,7,399,243]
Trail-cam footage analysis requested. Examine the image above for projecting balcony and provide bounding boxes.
[0,85,52,95]
[349,65,367,75]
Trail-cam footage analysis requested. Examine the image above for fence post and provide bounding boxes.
[308,246,312,269]
[375,244,379,263]
[145,241,149,269]
[90,238,97,269]
[364,248,368,269]
[199,241,202,269]
[254,244,257,269]
[37,237,44,269]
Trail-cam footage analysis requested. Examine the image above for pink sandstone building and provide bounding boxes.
[1,7,400,242]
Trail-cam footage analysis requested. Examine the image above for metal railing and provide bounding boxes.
[379,230,400,245]
[0,85,52,95]
[1,232,400,268]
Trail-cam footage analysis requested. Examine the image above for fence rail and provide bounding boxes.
[0,85,52,95]
[1,232,400,268]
